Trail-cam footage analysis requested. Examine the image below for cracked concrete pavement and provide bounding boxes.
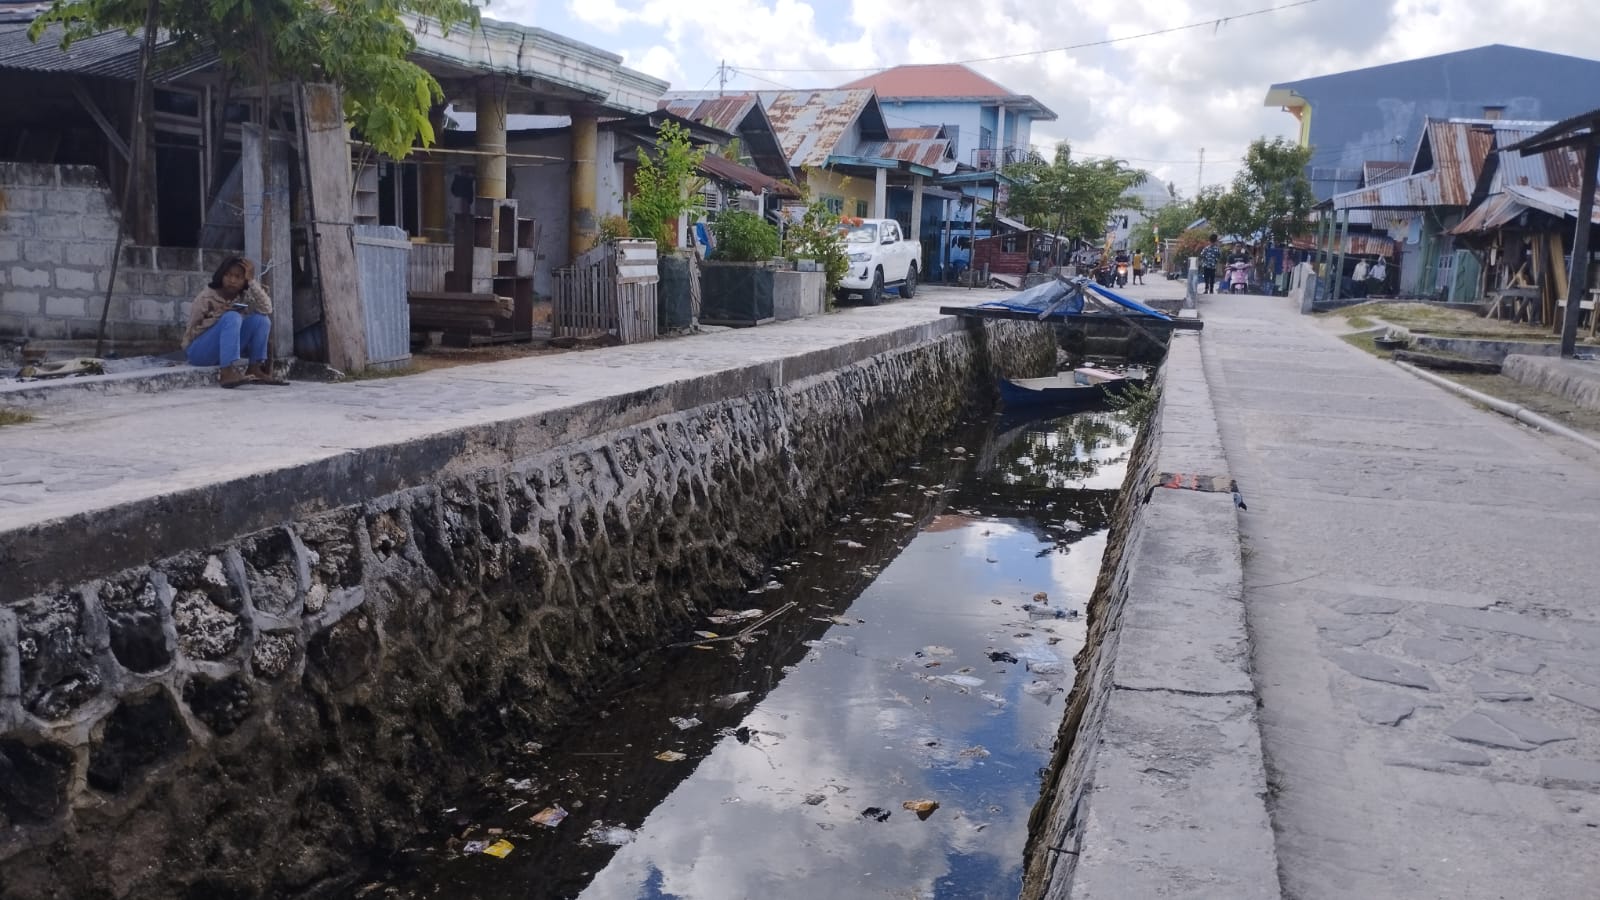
[1200,292,1600,899]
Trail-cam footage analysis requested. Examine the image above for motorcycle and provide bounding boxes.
[1227,261,1251,294]
[1115,262,1129,288]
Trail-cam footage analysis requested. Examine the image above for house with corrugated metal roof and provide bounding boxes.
[1325,118,1541,299]
[1265,44,1600,202]
[0,4,665,368]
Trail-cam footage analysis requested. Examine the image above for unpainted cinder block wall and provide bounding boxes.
[0,163,231,349]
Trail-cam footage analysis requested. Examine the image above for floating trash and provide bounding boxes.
[1023,681,1057,698]
[481,839,515,859]
[936,674,984,689]
[861,807,892,822]
[655,750,687,762]
[837,540,866,549]
[712,691,752,709]
[462,839,489,854]
[669,716,702,731]
[987,651,1018,664]
[979,691,1007,707]
[902,799,940,820]
[803,793,827,806]
[582,822,636,847]
[530,806,568,828]
[707,609,764,625]
[1027,660,1065,675]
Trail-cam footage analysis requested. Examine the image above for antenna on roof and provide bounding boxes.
[718,60,727,97]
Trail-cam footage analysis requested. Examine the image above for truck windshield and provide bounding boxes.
[840,223,880,244]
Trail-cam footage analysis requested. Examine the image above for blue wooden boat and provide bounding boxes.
[997,367,1143,411]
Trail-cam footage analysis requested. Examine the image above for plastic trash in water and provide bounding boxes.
[902,799,940,820]
[530,806,568,828]
[712,692,751,709]
[669,716,702,731]
[861,807,892,822]
[462,839,489,854]
[936,674,984,689]
[582,822,636,847]
[481,839,515,858]
[1021,604,1067,619]
[987,651,1018,664]
[655,750,687,762]
[707,609,763,625]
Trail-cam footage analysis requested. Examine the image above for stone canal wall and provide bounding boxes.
[1021,327,1282,899]
[0,318,1054,899]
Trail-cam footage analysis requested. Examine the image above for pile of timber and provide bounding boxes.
[408,291,512,335]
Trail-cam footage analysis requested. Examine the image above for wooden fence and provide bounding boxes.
[552,239,659,344]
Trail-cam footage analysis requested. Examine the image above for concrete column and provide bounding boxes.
[570,110,599,261]
[910,174,924,241]
[420,108,448,242]
[873,167,887,218]
[474,85,507,200]
[996,104,1007,158]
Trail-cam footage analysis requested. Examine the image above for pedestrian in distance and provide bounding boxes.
[182,256,289,388]
[1131,250,1145,285]
[1199,234,1221,294]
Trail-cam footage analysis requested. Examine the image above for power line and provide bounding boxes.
[735,0,1322,73]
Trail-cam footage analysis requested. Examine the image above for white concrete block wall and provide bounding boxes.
[0,163,233,346]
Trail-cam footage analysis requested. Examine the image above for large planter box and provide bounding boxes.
[772,270,826,320]
[657,253,695,330]
[700,260,775,326]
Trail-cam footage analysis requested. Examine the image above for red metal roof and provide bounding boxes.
[838,63,1057,120]
[696,153,798,198]
[841,63,1016,98]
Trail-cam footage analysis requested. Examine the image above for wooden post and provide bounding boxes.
[299,84,368,372]
[1561,135,1600,357]
[1331,208,1348,301]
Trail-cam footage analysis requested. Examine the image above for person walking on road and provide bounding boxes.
[1200,234,1222,294]
[1131,250,1146,285]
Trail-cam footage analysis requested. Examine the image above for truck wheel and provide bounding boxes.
[866,268,884,306]
[901,264,917,299]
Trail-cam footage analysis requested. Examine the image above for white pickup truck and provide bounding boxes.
[836,218,920,306]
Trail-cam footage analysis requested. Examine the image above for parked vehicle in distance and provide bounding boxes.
[836,218,920,306]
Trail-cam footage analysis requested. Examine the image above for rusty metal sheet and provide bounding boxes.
[1449,193,1527,234]
[658,95,757,133]
[1505,184,1600,224]
[854,137,953,169]
[1331,169,1446,210]
[888,126,943,141]
[757,90,875,168]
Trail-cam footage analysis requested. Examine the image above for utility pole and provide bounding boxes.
[1197,147,1205,196]
[718,60,727,97]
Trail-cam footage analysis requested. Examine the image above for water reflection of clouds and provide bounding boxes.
[580,515,1088,900]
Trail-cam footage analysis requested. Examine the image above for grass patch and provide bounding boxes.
[340,364,417,382]
[1341,332,1383,357]
[1346,315,1375,329]
[0,408,37,427]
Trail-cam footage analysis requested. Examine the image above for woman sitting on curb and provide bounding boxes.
[182,256,288,388]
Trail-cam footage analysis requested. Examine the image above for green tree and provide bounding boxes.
[1003,143,1147,258]
[31,0,480,161]
[1193,137,1314,247]
[628,120,707,248]
[1129,199,1198,255]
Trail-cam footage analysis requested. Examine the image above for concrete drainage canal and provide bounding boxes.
[364,407,1140,899]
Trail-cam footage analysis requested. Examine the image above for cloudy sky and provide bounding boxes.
[484,0,1599,193]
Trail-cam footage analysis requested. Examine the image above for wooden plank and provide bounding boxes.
[299,83,367,371]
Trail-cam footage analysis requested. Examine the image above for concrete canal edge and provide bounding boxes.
[0,316,1055,899]
[1021,328,1283,899]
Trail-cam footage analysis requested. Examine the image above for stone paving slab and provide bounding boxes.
[0,290,990,597]
[1203,294,1600,900]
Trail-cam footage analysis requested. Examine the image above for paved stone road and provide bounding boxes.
[1199,293,1600,899]
[0,290,984,533]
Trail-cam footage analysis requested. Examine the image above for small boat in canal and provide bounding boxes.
[997,366,1144,411]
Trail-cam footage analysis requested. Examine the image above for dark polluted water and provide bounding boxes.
[369,409,1136,900]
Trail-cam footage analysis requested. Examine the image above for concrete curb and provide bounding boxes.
[1026,327,1282,898]
[0,365,219,407]
[1394,359,1600,454]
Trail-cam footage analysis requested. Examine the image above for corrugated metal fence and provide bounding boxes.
[552,239,659,344]
[353,224,412,368]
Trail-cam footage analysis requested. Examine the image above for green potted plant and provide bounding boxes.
[625,122,705,330]
[700,210,783,325]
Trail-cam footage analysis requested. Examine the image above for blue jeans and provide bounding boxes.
[186,311,269,366]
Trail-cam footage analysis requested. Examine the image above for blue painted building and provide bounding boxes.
[1265,44,1600,201]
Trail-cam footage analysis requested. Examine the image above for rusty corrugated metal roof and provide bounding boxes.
[1423,119,1491,205]
[696,153,799,198]
[1505,184,1600,224]
[659,94,758,133]
[1331,169,1447,210]
[758,89,880,168]
[1290,232,1395,257]
[1450,192,1528,234]
[888,126,942,141]
[854,137,955,172]
[0,23,214,79]
[1362,160,1410,185]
